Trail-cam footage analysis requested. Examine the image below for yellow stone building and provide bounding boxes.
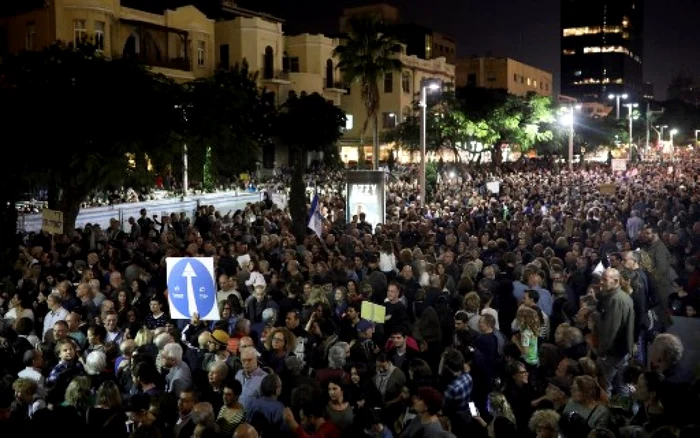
[0,0,216,82]
[340,47,455,164]
[456,57,553,97]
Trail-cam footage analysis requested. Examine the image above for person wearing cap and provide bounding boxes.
[203,329,241,378]
[532,376,572,413]
[355,319,380,362]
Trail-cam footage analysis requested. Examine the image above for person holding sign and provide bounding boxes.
[384,282,410,336]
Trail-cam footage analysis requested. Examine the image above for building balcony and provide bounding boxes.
[136,54,191,72]
[262,70,291,84]
[324,80,348,94]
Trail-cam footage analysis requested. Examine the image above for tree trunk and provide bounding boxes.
[289,150,307,243]
[59,194,83,235]
[491,144,503,167]
[203,146,215,192]
[373,115,379,170]
[0,199,19,276]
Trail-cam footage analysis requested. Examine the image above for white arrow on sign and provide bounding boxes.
[182,262,198,317]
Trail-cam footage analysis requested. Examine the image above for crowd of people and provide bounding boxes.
[1,159,699,438]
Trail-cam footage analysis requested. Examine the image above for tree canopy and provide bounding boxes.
[182,63,277,188]
[334,15,402,168]
[386,87,558,162]
[275,91,346,240]
[0,42,182,231]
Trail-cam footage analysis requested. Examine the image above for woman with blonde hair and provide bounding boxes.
[513,306,541,367]
[305,285,329,306]
[63,375,93,415]
[463,292,482,332]
[529,409,561,438]
[474,392,517,437]
[86,381,128,435]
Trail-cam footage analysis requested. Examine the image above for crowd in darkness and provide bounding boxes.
[1,160,700,438]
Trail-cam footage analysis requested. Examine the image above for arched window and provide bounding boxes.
[123,33,140,57]
[263,46,273,79]
[326,59,334,88]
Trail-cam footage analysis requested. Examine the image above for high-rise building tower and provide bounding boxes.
[561,0,644,102]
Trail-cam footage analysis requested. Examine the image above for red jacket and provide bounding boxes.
[293,422,341,438]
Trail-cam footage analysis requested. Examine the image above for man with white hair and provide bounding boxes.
[235,346,267,410]
[42,292,69,341]
[649,333,684,380]
[162,342,192,399]
[596,268,635,395]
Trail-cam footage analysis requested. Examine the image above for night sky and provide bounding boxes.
[239,0,700,100]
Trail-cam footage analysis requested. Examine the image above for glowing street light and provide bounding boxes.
[419,79,441,207]
[608,93,628,119]
[624,103,639,151]
[560,104,582,171]
[655,125,668,145]
[670,128,679,151]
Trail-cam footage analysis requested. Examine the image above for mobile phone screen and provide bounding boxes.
[469,402,478,417]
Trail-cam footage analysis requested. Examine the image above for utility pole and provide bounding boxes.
[647,105,664,160]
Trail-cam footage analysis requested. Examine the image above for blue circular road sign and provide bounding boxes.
[168,258,216,318]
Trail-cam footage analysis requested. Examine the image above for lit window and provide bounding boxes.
[382,112,397,128]
[562,25,622,37]
[25,23,35,50]
[583,46,630,55]
[197,41,205,66]
[527,77,531,86]
[562,49,575,55]
[573,78,602,85]
[74,20,87,45]
[94,21,105,52]
[533,80,537,88]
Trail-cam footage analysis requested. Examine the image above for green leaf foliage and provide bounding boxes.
[0,41,182,231]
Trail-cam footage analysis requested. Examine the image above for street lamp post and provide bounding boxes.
[561,104,581,171]
[608,93,628,120]
[624,103,639,153]
[670,129,679,155]
[655,125,668,145]
[419,79,441,208]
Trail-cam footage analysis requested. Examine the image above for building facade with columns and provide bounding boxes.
[340,48,455,165]
[0,0,216,82]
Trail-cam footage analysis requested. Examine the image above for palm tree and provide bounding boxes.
[334,16,402,170]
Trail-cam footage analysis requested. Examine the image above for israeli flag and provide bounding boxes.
[308,193,323,239]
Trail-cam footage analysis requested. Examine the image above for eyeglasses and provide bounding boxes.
[272,337,285,342]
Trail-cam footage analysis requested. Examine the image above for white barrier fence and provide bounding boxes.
[19,191,263,233]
